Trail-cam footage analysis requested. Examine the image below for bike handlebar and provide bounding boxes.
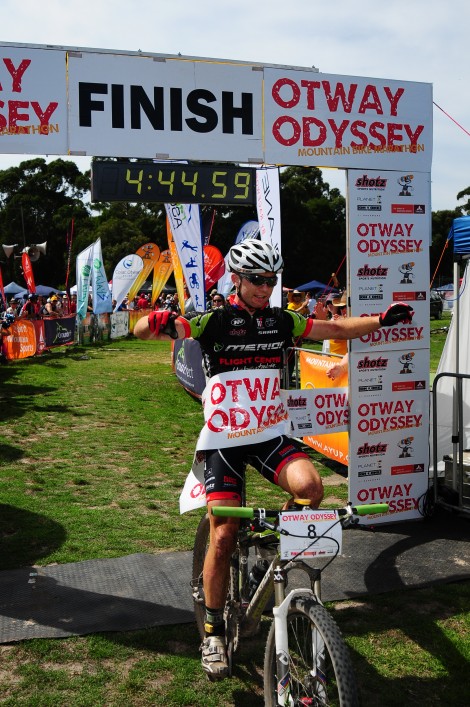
[211,503,389,519]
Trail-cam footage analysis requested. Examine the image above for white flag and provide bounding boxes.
[112,254,144,311]
[92,238,113,314]
[75,242,94,319]
[165,203,205,312]
[256,167,282,307]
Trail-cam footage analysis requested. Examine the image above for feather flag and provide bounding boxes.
[127,243,160,303]
[151,250,174,307]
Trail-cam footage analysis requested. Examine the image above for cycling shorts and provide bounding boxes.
[203,435,310,504]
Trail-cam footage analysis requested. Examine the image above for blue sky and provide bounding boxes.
[1,0,469,211]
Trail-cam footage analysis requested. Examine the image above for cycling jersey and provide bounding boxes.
[179,301,313,378]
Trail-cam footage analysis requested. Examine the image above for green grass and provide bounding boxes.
[0,325,468,706]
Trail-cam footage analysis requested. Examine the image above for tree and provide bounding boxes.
[0,158,91,287]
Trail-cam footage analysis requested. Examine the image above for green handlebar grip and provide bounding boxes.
[354,503,389,516]
[211,506,254,518]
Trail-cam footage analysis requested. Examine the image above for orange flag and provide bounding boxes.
[127,243,160,303]
[151,250,174,306]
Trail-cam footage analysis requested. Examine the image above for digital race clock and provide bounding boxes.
[91,160,257,205]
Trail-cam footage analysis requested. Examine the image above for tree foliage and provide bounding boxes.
[0,158,468,292]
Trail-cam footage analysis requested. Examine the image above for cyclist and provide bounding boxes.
[134,239,413,680]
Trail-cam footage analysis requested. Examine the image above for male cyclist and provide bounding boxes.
[134,239,413,680]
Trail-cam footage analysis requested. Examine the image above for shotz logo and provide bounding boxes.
[357,264,388,277]
[355,174,387,188]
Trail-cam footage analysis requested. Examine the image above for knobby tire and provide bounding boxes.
[263,594,359,707]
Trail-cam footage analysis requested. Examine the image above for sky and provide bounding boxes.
[1,0,469,212]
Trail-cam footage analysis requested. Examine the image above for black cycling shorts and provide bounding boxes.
[203,435,310,504]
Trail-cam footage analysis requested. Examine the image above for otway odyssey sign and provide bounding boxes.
[0,42,432,170]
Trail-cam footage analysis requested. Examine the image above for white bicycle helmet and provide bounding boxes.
[228,239,284,274]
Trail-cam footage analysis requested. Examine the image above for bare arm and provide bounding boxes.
[305,302,414,342]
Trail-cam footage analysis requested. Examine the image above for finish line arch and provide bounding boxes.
[0,41,433,523]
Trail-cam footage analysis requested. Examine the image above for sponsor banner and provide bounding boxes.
[348,349,429,522]
[299,350,349,465]
[281,388,349,436]
[0,45,67,153]
[127,243,160,303]
[91,239,113,314]
[166,203,205,312]
[196,370,288,450]
[21,252,36,293]
[2,320,36,359]
[172,339,207,400]
[167,220,186,314]
[32,320,46,354]
[348,169,431,353]
[43,315,76,348]
[264,69,432,171]
[1,44,432,172]
[110,311,129,339]
[112,254,144,311]
[151,250,173,306]
[256,167,282,306]
[76,242,94,319]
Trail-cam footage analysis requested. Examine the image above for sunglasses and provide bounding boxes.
[243,274,278,287]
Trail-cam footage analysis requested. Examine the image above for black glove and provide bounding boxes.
[379,302,414,327]
[148,310,179,339]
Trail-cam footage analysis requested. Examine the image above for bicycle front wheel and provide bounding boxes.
[264,595,359,707]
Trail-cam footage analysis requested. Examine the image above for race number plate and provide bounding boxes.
[279,509,342,559]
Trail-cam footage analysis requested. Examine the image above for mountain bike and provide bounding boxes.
[192,500,388,706]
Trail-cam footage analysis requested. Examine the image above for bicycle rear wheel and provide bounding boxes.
[264,594,359,707]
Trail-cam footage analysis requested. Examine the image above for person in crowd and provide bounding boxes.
[19,293,40,319]
[137,292,149,310]
[134,238,413,680]
[315,290,349,356]
[210,293,226,308]
[6,298,19,318]
[306,290,317,316]
[42,296,60,317]
[0,312,15,363]
[287,289,310,316]
[69,294,77,315]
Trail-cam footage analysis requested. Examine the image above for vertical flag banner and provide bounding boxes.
[203,245,225,291]
[151,250,174,306]
[22,252,36,293]
[235,220,260,243]
[112,254,144,311]
[127,243,161,303]
[165,203,205,312]
[91,238,113,314]
[167,219,187,314]
[0,266,7,309]
[256,167,282,306]
[76,242,94,318]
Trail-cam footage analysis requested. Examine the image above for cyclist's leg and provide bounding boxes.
[249,436,324,508]
[201,447,245,679]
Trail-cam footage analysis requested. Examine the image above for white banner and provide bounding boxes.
[347,169,430,523]
[256,167,282,306]
[1,43,433,172]
[281,388,349,436]
[196,370,288,450]
[110,311,129,339]
[165,203,205,312]
[112,254,144,311]
[91,238,113,314]
[76,242,94,319]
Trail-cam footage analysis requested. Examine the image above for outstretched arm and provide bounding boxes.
[134,310,186,341]
[304,302,414,342]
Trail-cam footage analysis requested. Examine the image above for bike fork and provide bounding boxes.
[273,579,318,707]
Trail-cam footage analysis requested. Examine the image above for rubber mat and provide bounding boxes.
[1,512,469,643]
